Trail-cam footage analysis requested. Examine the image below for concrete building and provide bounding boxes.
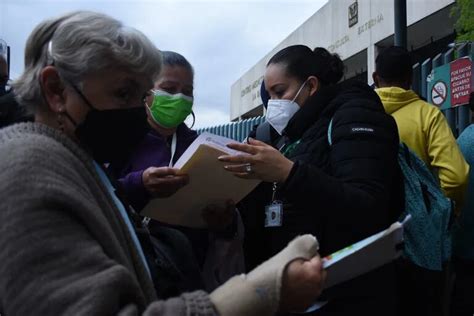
[230,0,457,121]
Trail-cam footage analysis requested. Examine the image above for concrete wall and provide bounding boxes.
[230,0,455,121]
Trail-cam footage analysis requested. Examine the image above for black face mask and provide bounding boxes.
[66,86,149,165]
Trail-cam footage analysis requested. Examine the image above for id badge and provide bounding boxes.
[265,201,283,227]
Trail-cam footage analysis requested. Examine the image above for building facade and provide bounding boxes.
[230,0,457,121]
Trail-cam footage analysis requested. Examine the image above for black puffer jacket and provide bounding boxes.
[240,81,404,315]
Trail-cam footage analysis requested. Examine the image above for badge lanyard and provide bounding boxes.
[264,182,284,228]
[264,140,300,228]
[168,132,178,168]
[143,132,177,227]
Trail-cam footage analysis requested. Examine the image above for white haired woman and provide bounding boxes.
[0,11,325,316]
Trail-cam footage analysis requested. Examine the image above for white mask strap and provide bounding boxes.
[292,80,308,103]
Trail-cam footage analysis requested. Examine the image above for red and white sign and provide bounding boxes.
[450,58,472,107]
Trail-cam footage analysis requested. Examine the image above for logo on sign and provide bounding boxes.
[348,1,358,28]
[431,81,448,106]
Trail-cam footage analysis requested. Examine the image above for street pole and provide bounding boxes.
[394,0,407,48]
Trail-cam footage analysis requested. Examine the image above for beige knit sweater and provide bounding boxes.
[0,123,216,316]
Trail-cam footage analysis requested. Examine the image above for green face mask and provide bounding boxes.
[148,89,193,128]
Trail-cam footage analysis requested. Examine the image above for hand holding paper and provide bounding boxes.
[219,138,294,183]
[142,166,189,198]
[141,133,261,227]
[280,257,327,312]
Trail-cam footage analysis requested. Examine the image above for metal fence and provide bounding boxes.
[198,42,473,140]
[196,116,265,142]
[412,42,473,137]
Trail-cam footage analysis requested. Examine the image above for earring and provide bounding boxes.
[57,112,65,132]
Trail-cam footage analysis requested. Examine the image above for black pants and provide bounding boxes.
[450,258,474,316]
[395,258,446,316]
[308,263,397,316]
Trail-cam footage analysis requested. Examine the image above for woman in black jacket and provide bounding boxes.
[220,45,404,315]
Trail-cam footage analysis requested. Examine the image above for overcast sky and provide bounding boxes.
[0,0,327,128]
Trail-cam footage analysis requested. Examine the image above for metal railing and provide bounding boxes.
[412,42,473,137]
[196,116,265,142]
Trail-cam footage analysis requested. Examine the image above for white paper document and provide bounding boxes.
[141,132,260,227]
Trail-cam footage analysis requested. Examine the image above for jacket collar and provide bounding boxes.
[284,83,340,141]
[283,81,381,141]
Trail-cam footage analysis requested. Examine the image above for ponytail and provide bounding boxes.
[313,47,344,85]
[267,45,345,85]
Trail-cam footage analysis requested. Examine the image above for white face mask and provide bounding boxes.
[266,81,307,135]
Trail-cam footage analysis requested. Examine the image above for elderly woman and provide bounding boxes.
[0,11,326,316]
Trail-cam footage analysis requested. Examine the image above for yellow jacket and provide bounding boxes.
[376,87,469,211]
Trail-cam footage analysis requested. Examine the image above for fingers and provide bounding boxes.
[223,163,252,173]
[247,137,271,147]
[308,256,324,271]
[218,154,253,164]
[304,257,326,295]
[148,174,189,187]
[302,257,324,281]
[279,256,326,312]
[147,167,181,177]
[226,142,260,155]
[299,257,326,292]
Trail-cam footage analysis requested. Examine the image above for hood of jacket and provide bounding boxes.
[375,87,421,115]
[375,87,420,114]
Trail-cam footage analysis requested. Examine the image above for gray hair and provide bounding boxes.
[14,11,162,113]
[161,51,194,78]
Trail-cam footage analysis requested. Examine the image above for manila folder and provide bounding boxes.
[141,143,260,228]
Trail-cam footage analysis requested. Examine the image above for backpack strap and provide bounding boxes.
[401,142,413,168]
[327,117,334,146]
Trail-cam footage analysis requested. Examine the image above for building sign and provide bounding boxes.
[328,35,350,52]
[240,75,264,106]
[358,13,383,35]
[451,57,472,106]
[348,1,358,28]
[428,56,473,110]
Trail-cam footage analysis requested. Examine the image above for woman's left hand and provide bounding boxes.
[218,138,294,183]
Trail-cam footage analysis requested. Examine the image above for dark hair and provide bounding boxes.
[161,51,194,77]
[267,45,344,85]
[375,46,412,83]
[260,80,270,108]
[161,51,195,128]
